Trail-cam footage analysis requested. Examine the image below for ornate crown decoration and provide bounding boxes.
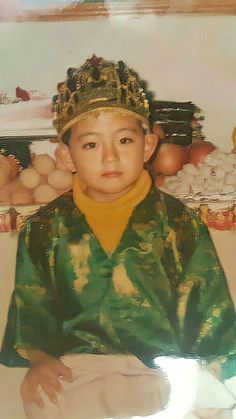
[52,55,150,138]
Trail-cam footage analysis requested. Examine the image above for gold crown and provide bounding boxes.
[52,55,150,139]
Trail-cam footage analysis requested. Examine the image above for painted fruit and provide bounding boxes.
[152,143,189,176]
[188,141,216,165]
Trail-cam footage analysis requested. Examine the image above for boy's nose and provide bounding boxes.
[102,145,119,163]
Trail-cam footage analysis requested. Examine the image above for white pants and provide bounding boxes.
[24,355,235,419]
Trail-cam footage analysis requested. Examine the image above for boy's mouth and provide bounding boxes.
[102,171,122,178]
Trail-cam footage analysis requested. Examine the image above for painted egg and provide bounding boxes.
[20,168,41,189]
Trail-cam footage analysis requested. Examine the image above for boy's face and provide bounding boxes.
[64,112,157,202]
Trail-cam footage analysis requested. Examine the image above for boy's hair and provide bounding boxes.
[62,128,72,145]
[52,55,150,141]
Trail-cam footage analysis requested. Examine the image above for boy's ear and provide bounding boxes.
[54,143,76,172]
[143,133,159,163]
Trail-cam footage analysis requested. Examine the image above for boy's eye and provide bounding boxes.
[83,142,98,149]
[119,137,133,144]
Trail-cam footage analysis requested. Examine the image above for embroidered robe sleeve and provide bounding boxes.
[0,217,63,366]
[166,200,236,378]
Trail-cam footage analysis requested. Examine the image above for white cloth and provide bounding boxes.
[24,354,236,419]
[25,354,170,419]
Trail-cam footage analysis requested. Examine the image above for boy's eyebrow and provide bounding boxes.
[114,128,139,134]
[77,127,139,141]
[77,131,100,141]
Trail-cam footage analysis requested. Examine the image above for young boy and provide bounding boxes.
[1,55,236,419]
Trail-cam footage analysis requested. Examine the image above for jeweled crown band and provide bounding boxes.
[52,55,150,139]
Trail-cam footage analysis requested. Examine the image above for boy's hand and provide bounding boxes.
[20,351,73,409]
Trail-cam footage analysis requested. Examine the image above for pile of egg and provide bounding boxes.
[0,153,73,206]
[162,149,236,199]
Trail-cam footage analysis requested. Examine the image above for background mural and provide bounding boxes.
[1,1,236,148]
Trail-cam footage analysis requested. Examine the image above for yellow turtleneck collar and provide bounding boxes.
[73,170,152,254]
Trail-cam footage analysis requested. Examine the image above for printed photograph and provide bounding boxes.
[0,2,236,419]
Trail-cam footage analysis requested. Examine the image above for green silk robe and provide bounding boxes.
[1,188,236,378]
